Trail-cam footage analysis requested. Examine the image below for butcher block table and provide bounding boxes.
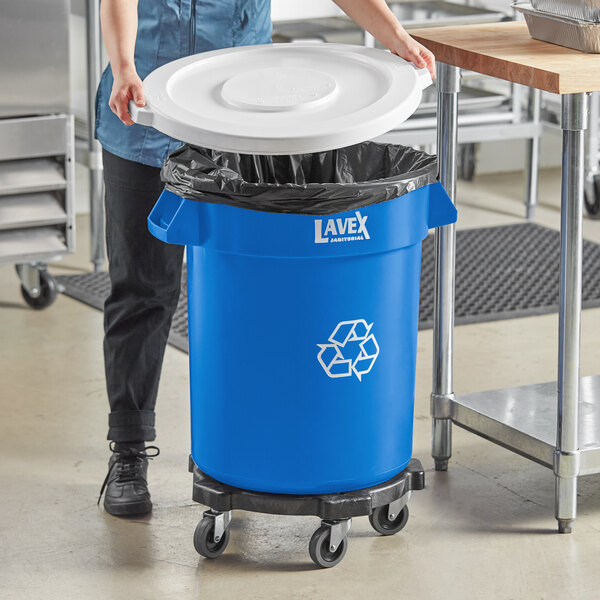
[410,21,600,533]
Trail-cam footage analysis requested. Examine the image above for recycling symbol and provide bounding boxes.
[317,319,379,381]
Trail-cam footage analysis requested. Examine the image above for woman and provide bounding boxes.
[96,0,435,517]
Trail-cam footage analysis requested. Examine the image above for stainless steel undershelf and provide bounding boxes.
[0,193,68,231]
[451,375,600,475]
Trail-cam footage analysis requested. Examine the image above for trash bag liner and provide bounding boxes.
[161,141,437,216]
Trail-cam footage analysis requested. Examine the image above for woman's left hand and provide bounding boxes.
[333,1,436,78]
[385,27,436,79]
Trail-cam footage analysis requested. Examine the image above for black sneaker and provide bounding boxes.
[98,442,160,517]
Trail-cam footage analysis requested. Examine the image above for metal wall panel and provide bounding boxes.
[0,0,70,117]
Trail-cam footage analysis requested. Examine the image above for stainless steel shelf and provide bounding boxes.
[0,193,67,231]
[0,158,67,197]
[451,375,600,475]
[0,226,67,264]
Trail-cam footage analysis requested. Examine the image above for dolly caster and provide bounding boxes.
[194,510,232,558]
[369,493,411,536]
[308,519,351,568]
[190,459,425,568]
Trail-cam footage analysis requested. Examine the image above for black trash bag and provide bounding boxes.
[161,141,437,216]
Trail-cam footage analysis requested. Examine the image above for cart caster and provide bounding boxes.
[369,504,409,536]
[308,519,351,569]
[584,174,600,219]
[193,510,232,559]
[16,264,58,310]
[458,143,477,182]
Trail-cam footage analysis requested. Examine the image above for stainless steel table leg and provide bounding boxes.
[87,0,105,272]
[525,88,541,220]
[432,62,460,471]
[555,93,587,534]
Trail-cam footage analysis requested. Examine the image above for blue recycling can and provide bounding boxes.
[148,182,456,494]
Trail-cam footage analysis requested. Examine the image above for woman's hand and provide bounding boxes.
[386,27,436,79]
[109,67,145,126]
[333,0,436,79]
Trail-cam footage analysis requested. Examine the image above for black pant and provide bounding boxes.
[102,149,184,442]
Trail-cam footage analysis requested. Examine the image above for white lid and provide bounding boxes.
[130,42,432,155]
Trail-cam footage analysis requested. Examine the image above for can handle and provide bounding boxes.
[427,182,457,229]
[128,100,154,126]
[148,190,206,246]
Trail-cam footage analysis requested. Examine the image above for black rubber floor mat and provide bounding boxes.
[56,223,600,354]
[419,222,600,328]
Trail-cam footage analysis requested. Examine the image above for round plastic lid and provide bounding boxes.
[130,42,432,155]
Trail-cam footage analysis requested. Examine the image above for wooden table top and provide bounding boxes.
[410,21,600,94]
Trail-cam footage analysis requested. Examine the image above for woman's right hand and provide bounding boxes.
[109,67,145,126]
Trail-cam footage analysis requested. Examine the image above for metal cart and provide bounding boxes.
[0,0,75,309]
[0,116,75,308]
[542,91,600,219]
[411,21,600,533]
[273,2,543,220]
[377,83,542,221]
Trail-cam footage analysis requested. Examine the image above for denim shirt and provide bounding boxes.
[95,0,272,168]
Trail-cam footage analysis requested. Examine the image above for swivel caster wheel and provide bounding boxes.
[369,504,409,536]
[458,143,477,182]
[308,519,351,568]
[16,265,58,310]
[584,173,600,219]
[193,510,232,559]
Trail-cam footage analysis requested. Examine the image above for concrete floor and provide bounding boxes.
[2,168,600,599]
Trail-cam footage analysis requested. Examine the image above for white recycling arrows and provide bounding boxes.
[317,319,379,381]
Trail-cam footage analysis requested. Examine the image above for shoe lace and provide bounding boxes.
[97,442,160,505]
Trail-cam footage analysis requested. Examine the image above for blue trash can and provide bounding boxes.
[148,163,456,495]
